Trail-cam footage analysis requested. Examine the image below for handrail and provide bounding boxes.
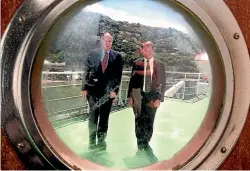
[42,70,208,75]
[45,95,83,102]
[42,71,210,118]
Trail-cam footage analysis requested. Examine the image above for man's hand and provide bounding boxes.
[82,90,87,98]
[110,91,117,98]
[154,99,161,108]
[128,97,134,107]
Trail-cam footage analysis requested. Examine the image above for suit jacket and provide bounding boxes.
[82,48,123,97]
[127,58,166,102]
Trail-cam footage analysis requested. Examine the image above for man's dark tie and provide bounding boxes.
[102,51,108,73]
[145,60,151,92]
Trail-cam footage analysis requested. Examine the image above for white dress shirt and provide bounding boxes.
[143,57,154,91]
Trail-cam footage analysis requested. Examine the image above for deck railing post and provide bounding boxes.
[118,80,123,106]
[182,81,186,100]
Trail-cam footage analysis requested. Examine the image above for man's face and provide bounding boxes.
[141,42,154,60]
[101,34,113,51]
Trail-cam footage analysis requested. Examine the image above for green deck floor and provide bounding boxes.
[55,97,209,169]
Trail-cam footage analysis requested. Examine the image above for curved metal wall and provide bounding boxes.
[219,0,250,169]
[1,0,249,169]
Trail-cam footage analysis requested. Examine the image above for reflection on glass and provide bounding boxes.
[39,0,214,169]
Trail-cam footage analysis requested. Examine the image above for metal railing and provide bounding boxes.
[164,71,210,100]
[42,71,210,125]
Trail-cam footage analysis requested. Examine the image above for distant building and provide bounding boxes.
[194,53,209,61]
[194,53,211,83]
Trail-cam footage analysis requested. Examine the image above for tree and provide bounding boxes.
[46,51,65,63]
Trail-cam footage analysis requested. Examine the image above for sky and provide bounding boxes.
[84,0,190,33]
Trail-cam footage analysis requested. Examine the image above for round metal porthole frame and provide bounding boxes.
[1,0,249,170]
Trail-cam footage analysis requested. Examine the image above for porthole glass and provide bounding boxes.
[38,0,216,169]
[2,0,249,170]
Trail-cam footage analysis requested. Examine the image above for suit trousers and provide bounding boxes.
[135,95,157,150]
[87,93,113,146]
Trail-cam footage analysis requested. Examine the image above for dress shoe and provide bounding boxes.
[97,141,107,151]
[88,143,97,150]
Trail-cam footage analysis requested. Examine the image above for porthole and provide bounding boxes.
[1,0,249,170]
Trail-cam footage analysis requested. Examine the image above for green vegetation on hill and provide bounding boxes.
[46,11,200,72]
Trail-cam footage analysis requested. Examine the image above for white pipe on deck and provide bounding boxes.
[165,81,185,98]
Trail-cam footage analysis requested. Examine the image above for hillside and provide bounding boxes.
[46,11,200,72]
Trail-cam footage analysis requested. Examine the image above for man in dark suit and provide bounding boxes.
[82,32,123,150]
[127,41,166,151]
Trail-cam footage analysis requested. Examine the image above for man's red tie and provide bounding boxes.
[102,51,108,73]
[145,60,152,92]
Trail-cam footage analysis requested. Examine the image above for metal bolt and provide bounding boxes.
[19,16,25,23]
[17,142,25,148]
[221,147,227,153]
[233,33,240,39]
